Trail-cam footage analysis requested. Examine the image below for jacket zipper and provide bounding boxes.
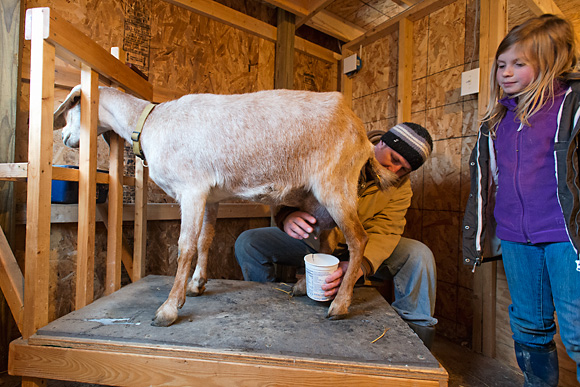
[515,123,531,242]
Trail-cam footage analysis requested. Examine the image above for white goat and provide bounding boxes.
[54,85,397,326]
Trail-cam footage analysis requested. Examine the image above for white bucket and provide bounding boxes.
[304,253,339,301]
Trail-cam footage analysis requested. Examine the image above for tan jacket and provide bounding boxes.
[330,173,412,277]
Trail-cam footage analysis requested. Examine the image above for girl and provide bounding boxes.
[463,14,580,386]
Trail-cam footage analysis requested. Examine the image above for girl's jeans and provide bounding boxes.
[234,227,437,327]
[501,240,580,383]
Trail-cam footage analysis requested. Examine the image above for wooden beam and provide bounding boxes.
[397,18,413,122]
[23,7,55,339]
[306,11,366,42]
[75,66,99,310]
[133,161,148,281]
[522,0,564,16]
[340,49,354,108]
[262,0,310,17]
[473,0,506,358]
[105,134,124,294]
[0,224,23,333]
[16,203,272,224]
[296,0,333,28]
[344,0,455,51]
[392,0,419,6]
[275,8,295,90]
[162,0,339,63]
[9,337,448,386]
[0,0,21,253]
[0,164,135,186]
[105,47,126,294]
[24,7,152,100]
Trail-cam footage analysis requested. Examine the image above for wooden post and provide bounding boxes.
[340,49,354,108]
[274,8,295,90]
[75,65,99,309]
[1,0,24,370]
[473,0,506,357]
[397,18,413,123]
[105,47,126,294]
[23,7,55,339]
[133,161,148,281]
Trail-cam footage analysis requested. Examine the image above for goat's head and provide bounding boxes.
[54,85,83,148]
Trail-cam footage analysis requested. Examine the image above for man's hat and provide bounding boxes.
[380,122,433,171]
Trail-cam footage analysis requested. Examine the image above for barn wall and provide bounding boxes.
[14,0,337,321]
[349,0,478,344]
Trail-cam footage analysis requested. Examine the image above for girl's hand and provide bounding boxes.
[321,261,363,298]
[283,211,317,239]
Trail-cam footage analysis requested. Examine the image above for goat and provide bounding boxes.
[54,85,397,326]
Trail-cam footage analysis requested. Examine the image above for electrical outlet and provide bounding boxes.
[461,68,480,96]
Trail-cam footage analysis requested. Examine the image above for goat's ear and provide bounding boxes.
[53,85,82,129]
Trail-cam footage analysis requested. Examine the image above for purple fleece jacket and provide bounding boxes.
[494,86,570,244]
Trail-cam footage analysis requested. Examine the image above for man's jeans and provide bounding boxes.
[501,240,580,383]
[235,227,437,327]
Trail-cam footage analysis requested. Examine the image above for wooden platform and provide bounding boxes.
[9,276,448,386]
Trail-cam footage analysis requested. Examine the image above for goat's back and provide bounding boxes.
[141,89,372,202]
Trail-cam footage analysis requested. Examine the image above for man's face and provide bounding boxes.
[374,141,412,178]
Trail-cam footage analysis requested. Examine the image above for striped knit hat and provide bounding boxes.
[381,122,433,171]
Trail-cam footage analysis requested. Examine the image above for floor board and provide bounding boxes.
[1,336,524,387]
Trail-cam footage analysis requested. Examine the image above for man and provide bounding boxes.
[235,122,437,348]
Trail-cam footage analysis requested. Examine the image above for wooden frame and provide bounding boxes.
[0,6,153,340]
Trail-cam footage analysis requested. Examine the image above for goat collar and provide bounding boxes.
[131,103,156,160]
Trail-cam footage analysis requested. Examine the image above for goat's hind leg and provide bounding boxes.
[187,202,218,297]
[152,193,206,327]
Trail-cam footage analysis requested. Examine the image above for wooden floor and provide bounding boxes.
[0,335,524,387]
[1,276,524,387]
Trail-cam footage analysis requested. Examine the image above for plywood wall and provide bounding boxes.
[15,0,337,320]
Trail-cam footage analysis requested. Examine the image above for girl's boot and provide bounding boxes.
[514,341,559,387]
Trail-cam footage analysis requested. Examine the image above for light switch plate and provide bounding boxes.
[461,68,480,96]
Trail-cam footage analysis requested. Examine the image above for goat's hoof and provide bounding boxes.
[151,316,175,327]
[151,306,178,327]
[186,285,206,297]
[326,312,348,320]
[291,279,307,297]
[327,301,349,320]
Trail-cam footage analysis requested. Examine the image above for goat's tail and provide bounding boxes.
[367,156,398,191]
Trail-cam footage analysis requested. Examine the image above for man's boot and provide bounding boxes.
[514,341,559,387]
[407,321,436,350]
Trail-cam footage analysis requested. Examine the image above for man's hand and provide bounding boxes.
[283,211,317,239]
[321,261,363,298]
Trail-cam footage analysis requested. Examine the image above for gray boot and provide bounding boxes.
[514,341,559,387]
[407,321,436,350]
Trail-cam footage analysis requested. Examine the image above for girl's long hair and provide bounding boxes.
[483,14,577,135]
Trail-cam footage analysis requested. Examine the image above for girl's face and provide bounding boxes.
[496,45,536,95]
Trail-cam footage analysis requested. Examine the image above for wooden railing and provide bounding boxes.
[0,7,153,340]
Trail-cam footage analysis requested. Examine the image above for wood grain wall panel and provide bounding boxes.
[352,87,396,123]
[426,66,463,109]
[427,0,466,75]
[425,102,463,141]
[422,137,462,211]
[352,32,398,99]
[294,51,337,92]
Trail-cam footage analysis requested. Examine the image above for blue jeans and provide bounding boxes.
[501,240,580,383]
[234,227,437,326]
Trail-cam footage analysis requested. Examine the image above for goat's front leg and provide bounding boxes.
[152,194,206,327]
[187,203,218,297]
